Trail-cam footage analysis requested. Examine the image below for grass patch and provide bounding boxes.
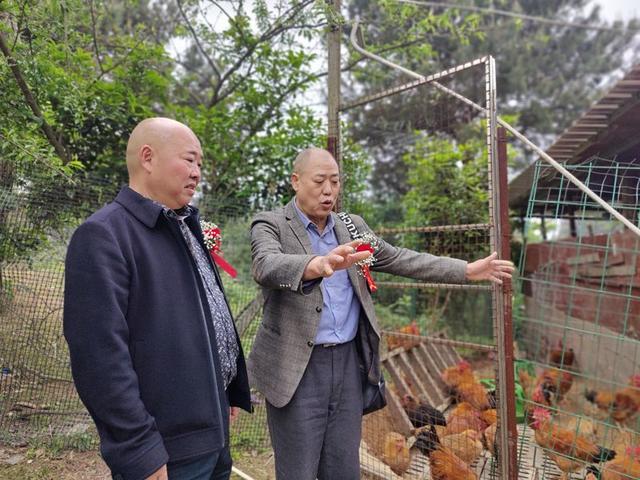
[27,431,99,458]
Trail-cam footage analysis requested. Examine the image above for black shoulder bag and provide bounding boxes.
[337,212,387,414]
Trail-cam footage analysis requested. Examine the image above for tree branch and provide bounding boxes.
[210,0,315,107]
[239,75,316,147]
[0,30,70,163]
[209,0,249,44]
[176,0,222,89]
[89,0,105,75]
[91,34,150,84]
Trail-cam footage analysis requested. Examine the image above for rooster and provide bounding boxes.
[585,374,640,423]
[386,320,421,352]
[381,432,412,476]
[585,445,640,480]
[401,394,447,429]
[531,407,616,480]
[415,426,478,479]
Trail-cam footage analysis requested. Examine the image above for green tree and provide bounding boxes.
[0,1,343,205]
[0,1,354,300]
[397,128,493,338]
[403,133,488,230]
[345,0,639,196]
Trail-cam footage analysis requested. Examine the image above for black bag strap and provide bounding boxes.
[336,211,361,241]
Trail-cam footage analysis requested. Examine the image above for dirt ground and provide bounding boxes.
[0,445,275,480]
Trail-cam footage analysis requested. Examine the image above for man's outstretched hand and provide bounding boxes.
[303,240,372,280]
[466,252,515,285]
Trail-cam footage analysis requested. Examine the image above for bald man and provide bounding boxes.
[248,147,514,479]
[64,118,251,480]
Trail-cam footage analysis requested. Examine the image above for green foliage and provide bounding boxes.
[0,0,332,206]
[374,293,421,330]
[402,130,489,229]
[363,125,495,340]
[347,0,639,192]
[0,0,352,291]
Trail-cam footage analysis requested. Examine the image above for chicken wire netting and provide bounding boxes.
[0,162,268,465]
[515,156,640,480]
[337,55,517,480]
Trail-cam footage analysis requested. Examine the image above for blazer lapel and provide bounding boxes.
[333,212,365,301]
[284,200,313,254]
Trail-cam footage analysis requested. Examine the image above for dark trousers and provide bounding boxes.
[266,340,363,480]
[166,447,232,480]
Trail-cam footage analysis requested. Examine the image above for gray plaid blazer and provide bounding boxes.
[248,199,467,408]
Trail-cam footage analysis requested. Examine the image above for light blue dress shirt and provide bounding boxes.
[294,200,361,345]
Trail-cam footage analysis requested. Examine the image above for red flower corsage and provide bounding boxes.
[201,220,237,278]
[356,232,379,293]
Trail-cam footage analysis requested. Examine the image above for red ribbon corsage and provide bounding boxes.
[200,220,237,278]
[356,232,379,293]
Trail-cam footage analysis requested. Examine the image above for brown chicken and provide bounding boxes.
[531,407,616,480]
[531,367,573,407]
[443,402,486,436]
[585,389,639,423]
[454,378,495,411]
[441,360,475,392]
[519,368,536,400]
[441,361,495,410]
[612,433,640,456]
[441,429,483,464]
[482,422,497,456]
[381,432,411,476]
[386,320,421,352]
[585,375,640,423]
[479,408,497,427]
[585,446,640,480]
[415,427,478,480]
[549,339,575,369]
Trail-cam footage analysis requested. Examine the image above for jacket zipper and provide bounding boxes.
[174,217,226,448]
[192,272,227,448]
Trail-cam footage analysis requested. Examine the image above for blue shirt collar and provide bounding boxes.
[293,197,335,233]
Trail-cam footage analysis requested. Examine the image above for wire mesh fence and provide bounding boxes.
[338,55,516,479]
[0,59,515,480]
[7,58,639,480]
[515,156,640,479]
[0,161,266,458]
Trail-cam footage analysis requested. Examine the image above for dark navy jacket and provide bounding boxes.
[63,187,251,480]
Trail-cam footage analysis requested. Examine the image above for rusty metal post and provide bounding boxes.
[327,0,342,210]
[497,125,518,478]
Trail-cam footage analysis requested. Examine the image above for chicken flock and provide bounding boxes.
[377,333,640,479]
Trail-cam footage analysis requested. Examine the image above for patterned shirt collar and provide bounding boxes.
[160,204,195,221]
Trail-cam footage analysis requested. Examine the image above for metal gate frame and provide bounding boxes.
[328,19,519,479]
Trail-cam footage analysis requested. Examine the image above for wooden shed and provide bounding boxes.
[509,63,640,383]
